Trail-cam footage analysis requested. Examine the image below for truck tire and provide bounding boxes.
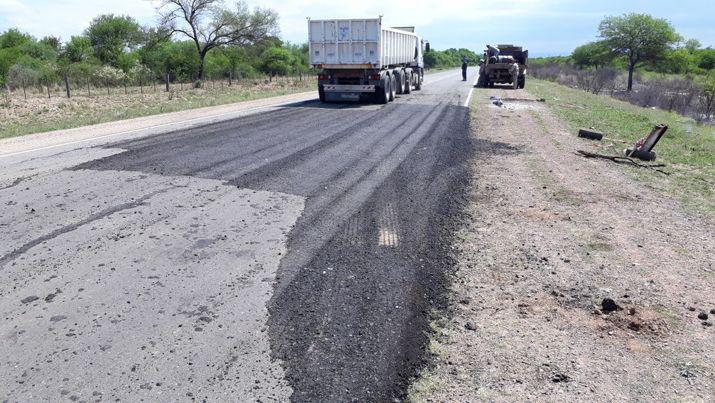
[394,70,405,94]
[389,74,396,101]
[376,77,390,104]
[404,72,412,94]
[414,72,422,90]
[518,76,526,89]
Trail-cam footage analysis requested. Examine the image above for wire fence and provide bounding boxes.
[2,73,316,101]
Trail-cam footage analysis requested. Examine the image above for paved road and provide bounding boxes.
[0,69,476,401]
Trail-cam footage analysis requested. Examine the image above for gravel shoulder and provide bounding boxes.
[410,87,715,401]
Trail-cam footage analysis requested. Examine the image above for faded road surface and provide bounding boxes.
[0,69,476,401]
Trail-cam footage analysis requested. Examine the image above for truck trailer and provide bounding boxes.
[308,17,425,103]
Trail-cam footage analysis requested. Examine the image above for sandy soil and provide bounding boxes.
[413,87,715,401]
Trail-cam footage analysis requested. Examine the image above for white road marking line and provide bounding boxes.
[464,75,481,107]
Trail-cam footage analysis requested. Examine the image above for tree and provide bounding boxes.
[599,13,680,91]
[7,64,38,99]
[696,48,715,70]
[93,65,126,95]
[86,14,142,67]
[157,0,279,86]
[684,38,702,52]
[572,41,613,69]
[64,36,93,63]
[660,48,698,74]
[259,46,292,78]
[37,62,58,99]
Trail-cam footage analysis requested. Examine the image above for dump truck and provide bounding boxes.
[477,44,528,89]
[308,17,426,103]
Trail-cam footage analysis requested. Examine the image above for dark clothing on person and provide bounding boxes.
[462,62,468,81]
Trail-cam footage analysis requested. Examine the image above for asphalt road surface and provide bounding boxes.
[0,69,477,402]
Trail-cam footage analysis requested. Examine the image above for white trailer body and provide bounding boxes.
[308,17,425,103]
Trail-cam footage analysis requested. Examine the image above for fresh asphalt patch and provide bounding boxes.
[2,70,477,401]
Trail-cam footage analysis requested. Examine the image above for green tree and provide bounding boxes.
[0,29,57,86]
[572,41,612,68]
[660,48,698,74]
[599,13,681,91]
[37,61,58,98]
[64,36,94,63]
[696,48,715,70]
[86,14,142,67]
[684,38,701,52]
[157,0,279,85]
[260,46,292,78]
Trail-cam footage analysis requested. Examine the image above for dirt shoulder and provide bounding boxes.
[410,87,715,401]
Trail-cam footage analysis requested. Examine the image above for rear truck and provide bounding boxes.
[478,44,528,89]
[308,17,425,103]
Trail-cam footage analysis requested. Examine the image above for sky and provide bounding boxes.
[1,0,714,57]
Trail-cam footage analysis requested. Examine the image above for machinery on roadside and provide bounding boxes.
[308,17,426,103]
[477,44,528,89]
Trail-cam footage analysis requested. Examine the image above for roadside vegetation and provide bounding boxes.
[530,13,715,123]
[529,78,715,216]
[424,48,479,69]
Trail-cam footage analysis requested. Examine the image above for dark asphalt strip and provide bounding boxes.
[267,104,474,401]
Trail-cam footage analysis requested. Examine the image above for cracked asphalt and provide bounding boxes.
[0,69,476,401]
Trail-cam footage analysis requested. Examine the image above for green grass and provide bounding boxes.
[0,80,315,140]
[528,78,715,216]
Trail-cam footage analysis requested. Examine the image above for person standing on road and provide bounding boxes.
[462,57,469,81]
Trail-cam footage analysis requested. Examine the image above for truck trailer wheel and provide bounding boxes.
[394,70,405,94]
[376,78,390,104]
[518,76,526,89]
[404,72,412,94]
[414,72,422,90]
[389,74,396,101]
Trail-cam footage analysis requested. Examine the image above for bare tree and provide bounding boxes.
[158,0,278,86]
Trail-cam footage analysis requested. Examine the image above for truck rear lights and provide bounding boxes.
[318,74,330,81]
[369,74,381,81]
